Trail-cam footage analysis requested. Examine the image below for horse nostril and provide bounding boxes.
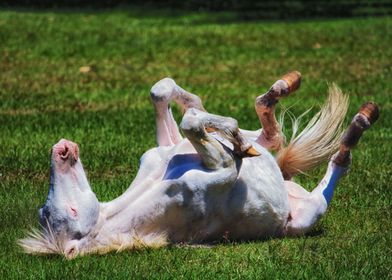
[60,146,69,160]
[53,140,79,165]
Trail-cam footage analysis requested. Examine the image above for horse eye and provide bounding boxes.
[73,231,83,240]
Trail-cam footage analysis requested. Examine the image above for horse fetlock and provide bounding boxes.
[255,91,279,108]
[332,150,352,168]
[270,71,301,97]
[256,71,301,108]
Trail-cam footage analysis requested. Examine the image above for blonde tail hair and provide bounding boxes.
[276,84,349,179]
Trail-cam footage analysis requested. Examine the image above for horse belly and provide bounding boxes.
[226,147,290,239]
[141,140,290,240]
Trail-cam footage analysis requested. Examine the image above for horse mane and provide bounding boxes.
[18,224,168,259]
[18,225,67,255]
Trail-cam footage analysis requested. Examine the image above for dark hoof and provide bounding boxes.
[359,102,379,125]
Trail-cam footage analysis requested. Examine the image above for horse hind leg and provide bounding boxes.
[255,71,301,151]
[150,78,205,147]
[285,102,379,236]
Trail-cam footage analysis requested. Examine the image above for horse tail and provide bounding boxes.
[276,84,349,179]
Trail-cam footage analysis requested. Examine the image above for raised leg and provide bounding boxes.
[284,102,379,236]
[255,71,301,151]
[180,108,259,170]
[150,78,205,147]
[104,110,259,241]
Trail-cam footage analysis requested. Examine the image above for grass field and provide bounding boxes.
[0,9,391,279]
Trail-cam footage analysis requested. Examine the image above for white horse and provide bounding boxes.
[19,72,379,259]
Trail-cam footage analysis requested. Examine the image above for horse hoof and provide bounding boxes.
[359,102,379,125]
[281,71,302,94]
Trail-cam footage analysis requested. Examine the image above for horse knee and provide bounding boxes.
[180,109,204,136]
[150,77,177,103]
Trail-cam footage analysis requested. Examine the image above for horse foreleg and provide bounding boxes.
[151,78,183,146]
[151,78,206,147]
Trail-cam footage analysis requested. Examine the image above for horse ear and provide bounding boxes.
[64,240,79,259]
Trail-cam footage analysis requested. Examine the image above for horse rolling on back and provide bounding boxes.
[19,72,379,259]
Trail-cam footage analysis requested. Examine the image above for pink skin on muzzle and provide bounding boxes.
[52,139,79,170]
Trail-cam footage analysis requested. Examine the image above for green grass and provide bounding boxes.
[0,9,391,279]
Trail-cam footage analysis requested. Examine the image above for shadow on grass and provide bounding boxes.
[173,227,326,249]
